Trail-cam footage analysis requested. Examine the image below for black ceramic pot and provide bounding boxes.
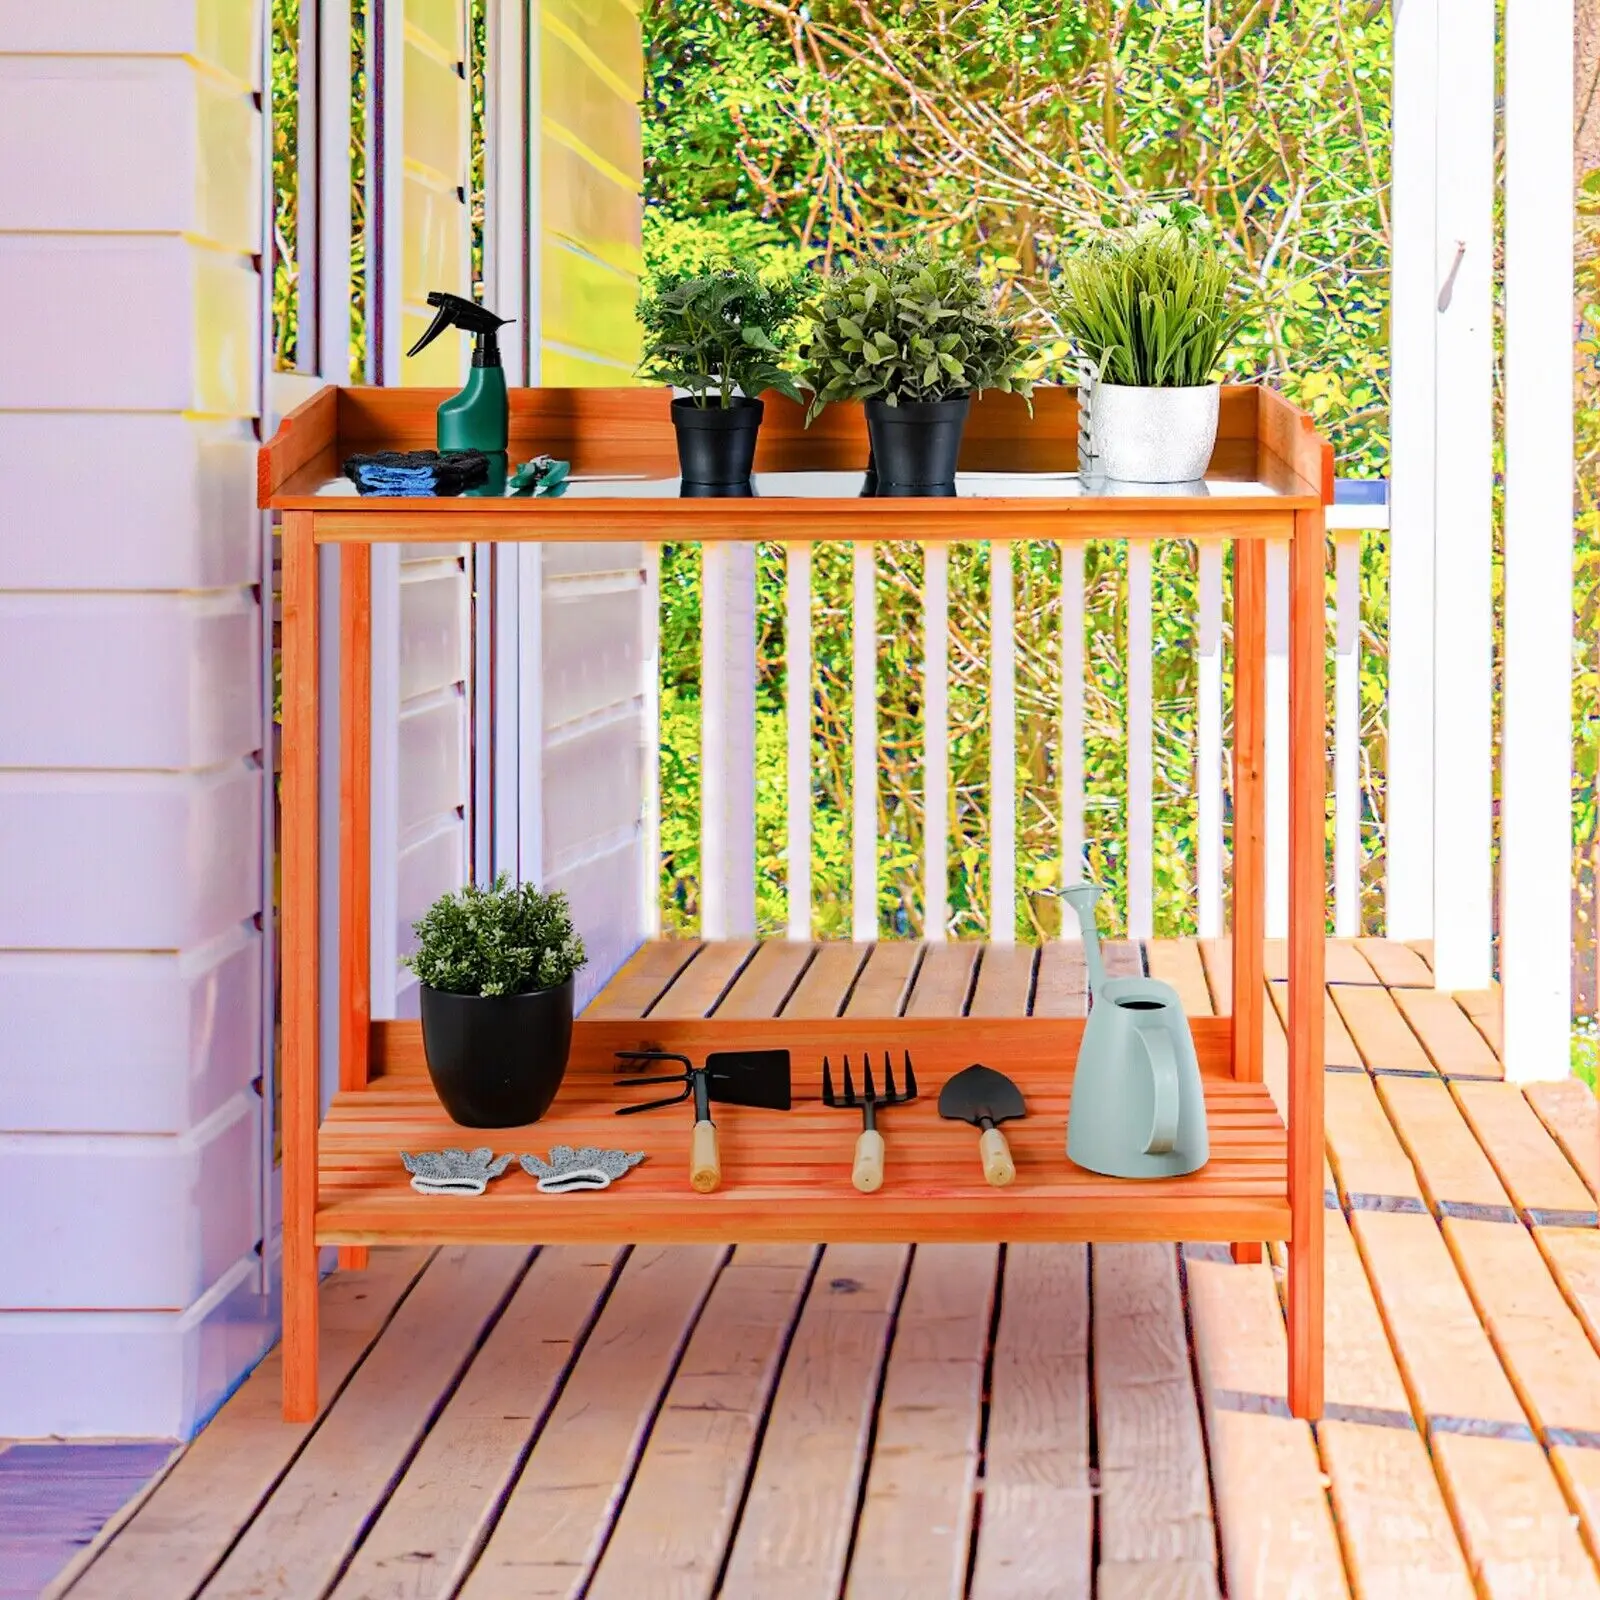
[418,977,575,1128]
[864,394,970,492]
[672,395,763,487]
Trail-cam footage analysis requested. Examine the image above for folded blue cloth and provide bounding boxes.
[342,450,489,496]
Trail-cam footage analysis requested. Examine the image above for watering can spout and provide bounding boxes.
[1060,882,1108,1001]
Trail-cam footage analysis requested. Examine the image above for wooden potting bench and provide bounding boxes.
[260,383,1331,1424]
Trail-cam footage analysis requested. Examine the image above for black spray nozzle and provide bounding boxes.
[406,290,514,367]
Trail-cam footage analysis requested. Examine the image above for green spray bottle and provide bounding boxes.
[405,290,514,455]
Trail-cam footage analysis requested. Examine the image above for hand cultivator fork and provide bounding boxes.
[822,1050,918,1193]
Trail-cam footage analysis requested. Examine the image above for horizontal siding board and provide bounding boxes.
[0,1093,258,1310]
[0,61,259,251]
[401,310,467,386]
[538,343,636,386]
[398,569,468,700]
[3,0,262,90]
[540,240,641,365]
[0,765,260,949]
[401,174,468,308]
[542,719,644,878]
[543,586,644,729]
[541,29,643,185]
[396,822,468,966]
[0,238,258,414]
[545,838,645,1012]
[541,541,645,580]
[405,0,464,56]
[0,417,256,590]
[0,593,259,770]
[402,40,466,185]
[542,137,643,275]
[0,934,261,1136]
[0,1251,277,1439]
[397,697,466,835]
[545,0,643,95]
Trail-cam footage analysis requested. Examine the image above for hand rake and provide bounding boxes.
[821,1049,918,1193]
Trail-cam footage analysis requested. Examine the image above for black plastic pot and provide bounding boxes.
[672,395,763,486]
[863,395,971,492]
[418,977,575,1128]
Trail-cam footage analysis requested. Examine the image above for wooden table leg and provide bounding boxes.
[281,512,321,1422]
[337,543,373,1274]
[1287,509,1327,1419]
[1231,539,1267,1265]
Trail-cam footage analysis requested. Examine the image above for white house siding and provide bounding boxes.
[0,7,272,1437]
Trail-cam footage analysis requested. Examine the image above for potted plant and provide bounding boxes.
[1052,204,1245,483]
[636,265,808,488]
[801,248,1033,494]
[404,874,587,1128]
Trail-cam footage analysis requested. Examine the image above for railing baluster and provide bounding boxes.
[991,541,1016,944]
[1333,530,1362,937]
[786,543,812,941]
[1197,542,1225,938]
[924,543,950,939]
[1266,540,1290,940]
[1060,542,1085,906]
[701,542,757,938]
[1127,541,1154,939]
[641,543,662,939]
[852,542,877,941]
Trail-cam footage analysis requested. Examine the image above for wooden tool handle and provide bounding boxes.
[690,1120,721,1193]
[852,1129,886,1194]
[979,1126,1016,1188]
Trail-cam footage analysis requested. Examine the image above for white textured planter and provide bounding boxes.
[1091,382,1221,484]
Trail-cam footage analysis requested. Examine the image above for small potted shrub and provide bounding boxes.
[1053,204,1245,483]
[636,265,808,489]
[801,248,1033,494]
[405,875,587,1128]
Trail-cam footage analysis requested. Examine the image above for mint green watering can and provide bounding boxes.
[1060,883,1209,1179]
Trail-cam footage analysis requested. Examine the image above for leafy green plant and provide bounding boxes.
[1053,206,1245,388]
[405,875,586,998]
[801,249,1035,421]
[637,265,808,407]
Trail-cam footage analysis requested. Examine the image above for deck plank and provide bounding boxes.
[1449,1082,1598,1223]
[1525,1080,1600,1200]
[718,1244,910,1600]
[968,1244,1093,1600]
[1147,939,1213,1014]
[1452,989,1502,1057]
[1093,1244,1215,1581]
[1332,985,1436,1076]
[647,942,759,1019]
[586,941,704,1021]
[903,941,979,1016]
[1323,1071,1427,1210]
[842,943,922,1017]
[60,1249,432,1600]
[713,941,818,1020]
[1348,1210,1526,1428]
[1097,1561,1220,1600]
[782,941,871,1018]
[1267,938,1377,985]
[585,1244,817,1600]
[1031,940,1088,1017]
[460,1244,726,1599]
[1390,988,1502,1079]
[843,1243,997,1600]
[203,1246,532,1600]
[1317,1208,1413,1422]
[1268,979,1363,1070]
[1375,1076,1514,1219]
[1318,1423,1475,1600]
[1353,938,1434,988]
[967,943,1037,1017]
[1183,1255,1347,1600]
[1538,1226,1600,1349]
[327,1245,623,1600]
[1431,1434,1600,1599]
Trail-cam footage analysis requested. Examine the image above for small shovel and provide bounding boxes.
[939,1064,1025,1188]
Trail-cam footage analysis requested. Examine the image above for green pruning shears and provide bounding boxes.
[508,455,571,497]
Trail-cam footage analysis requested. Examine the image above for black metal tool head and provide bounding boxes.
[613,1050,696,1115]
[705,1050,792,1112]
[938,1063,1026,1130]
[822,1051,918,1131]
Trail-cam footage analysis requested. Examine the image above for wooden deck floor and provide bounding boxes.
[46,938,1600,1600]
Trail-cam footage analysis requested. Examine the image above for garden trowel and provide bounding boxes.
[939,1064,1025,1188]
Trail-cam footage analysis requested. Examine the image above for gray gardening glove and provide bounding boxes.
[401,1147,513,1196]
[519,1146,646,1193]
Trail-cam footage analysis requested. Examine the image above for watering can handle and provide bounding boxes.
[1135,1022,1181,1155]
